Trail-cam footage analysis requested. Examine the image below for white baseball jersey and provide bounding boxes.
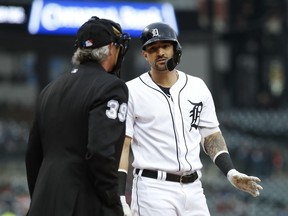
[126,70,219,175]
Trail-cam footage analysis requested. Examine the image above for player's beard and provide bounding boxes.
[153,58,168,71]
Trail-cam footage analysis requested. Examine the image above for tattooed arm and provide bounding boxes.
[203,131,263,197]
[203,131,228,162]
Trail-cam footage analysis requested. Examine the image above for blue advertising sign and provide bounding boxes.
[28,0,178,37]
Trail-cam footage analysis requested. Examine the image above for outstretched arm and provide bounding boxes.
[203,131,263,197]
[118,136,132,216]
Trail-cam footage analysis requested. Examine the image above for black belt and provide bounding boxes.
[135,169,198,184]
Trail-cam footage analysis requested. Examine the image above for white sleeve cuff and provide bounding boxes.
[199,126,220,138]
[118,169,128,174]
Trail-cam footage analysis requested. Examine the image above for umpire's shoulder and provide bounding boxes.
[107,74,128,92]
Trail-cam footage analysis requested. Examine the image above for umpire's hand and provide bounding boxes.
[227,169,263,197]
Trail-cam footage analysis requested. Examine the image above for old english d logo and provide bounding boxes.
[151,28,160,37]
[188,100,203,131]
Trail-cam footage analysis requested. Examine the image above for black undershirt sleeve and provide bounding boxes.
[118,171,127,195]
[214,152,235,176]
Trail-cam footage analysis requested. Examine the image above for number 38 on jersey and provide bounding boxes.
[106,99,128,122]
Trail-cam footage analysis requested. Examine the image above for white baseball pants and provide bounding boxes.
[131,173,210,216]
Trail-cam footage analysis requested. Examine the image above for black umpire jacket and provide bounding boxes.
[25,61,128,216]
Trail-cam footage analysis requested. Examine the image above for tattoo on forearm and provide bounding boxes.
[204,132,228,160]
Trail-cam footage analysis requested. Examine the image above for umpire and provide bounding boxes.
[25,16,130,216]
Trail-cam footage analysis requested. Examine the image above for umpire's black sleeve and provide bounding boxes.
[86,79,128,206]
[25,118,43,197]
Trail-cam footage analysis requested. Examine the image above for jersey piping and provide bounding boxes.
[177,73,193,172]
[139,75,181,171]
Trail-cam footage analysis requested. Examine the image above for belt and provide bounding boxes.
[135,169,198,184]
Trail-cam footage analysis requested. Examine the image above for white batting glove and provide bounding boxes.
[120,195,132,216]
[227,169,263,197]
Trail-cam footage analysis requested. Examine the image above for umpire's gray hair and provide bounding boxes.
[72,45,110,65]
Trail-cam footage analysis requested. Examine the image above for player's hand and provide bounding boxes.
[227,169,263,197]
[120,195,132,216]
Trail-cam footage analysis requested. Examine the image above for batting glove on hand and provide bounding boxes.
[120,195,132,216]
[227,169,263,197]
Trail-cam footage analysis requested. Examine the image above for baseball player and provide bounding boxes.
[118,22,263,216]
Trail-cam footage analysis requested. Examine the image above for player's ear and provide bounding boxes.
[142,50,148,60]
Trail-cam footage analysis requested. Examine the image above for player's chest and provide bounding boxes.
[133,89,204,124]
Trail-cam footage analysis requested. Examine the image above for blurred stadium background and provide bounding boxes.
[0,0,287,215]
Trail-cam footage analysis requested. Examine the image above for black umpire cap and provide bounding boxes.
[75,16,122,49]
